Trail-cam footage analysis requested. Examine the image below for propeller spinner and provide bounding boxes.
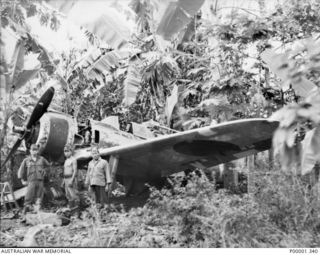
[1,87,55,170]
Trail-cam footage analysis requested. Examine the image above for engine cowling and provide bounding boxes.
[36,112,78,162]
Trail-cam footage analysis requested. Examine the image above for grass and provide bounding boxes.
[1,160,319,248]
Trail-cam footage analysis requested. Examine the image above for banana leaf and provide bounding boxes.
[45,0,78,15]
[261,48,316,98]
[156,0,205,40]
[9,39,25,90]
[165,85,180,125]
[123,59,142,106]
[47,1,132,49]
[301,127,320,175]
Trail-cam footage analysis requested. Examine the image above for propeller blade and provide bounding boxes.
[26,87,55,129]
[0,138,23,170]
[1,87,55,170]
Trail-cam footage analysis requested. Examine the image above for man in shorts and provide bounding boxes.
[63,144,80,210]
[18,144,50,220]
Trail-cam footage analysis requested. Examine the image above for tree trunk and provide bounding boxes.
[247,154,256,194]
[0,93,14,150]
[268,147,274,170]
[0,115,9,150]
[257,0,266,16]
[265,67,270,87]
[223,161,239,192]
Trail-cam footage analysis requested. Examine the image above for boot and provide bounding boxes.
[34,199,41,212]
[75,200,81,219]
[20,205,30,223]
[22,205,31,215]
[75,207,81,219]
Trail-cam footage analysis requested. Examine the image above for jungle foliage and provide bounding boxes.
[1,164,319,248]
[0,0,320,248]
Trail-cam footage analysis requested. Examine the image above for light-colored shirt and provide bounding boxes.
[85,157,111,187]
[64,156,77,178]
[18,156,50,182]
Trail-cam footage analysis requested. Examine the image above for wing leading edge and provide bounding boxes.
[74,118,279,180]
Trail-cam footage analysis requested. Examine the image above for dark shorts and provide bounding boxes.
[90,185,107,206]
[24,180,44,206]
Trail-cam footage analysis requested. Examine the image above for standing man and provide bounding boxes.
[85,146,112,208]
[18,144,50,218]
[63,144,80,210]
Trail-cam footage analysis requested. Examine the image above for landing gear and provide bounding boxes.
[108,155,119,201]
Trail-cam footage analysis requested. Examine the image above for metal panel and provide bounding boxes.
[38,112,77,162]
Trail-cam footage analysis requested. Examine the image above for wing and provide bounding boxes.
[74,118,279,180]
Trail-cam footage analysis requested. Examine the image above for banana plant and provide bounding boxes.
[0,39,39,149]
[156,0,205,40]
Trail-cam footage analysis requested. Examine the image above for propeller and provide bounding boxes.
[1,87,55,170]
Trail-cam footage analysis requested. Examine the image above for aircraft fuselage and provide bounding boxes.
[34,112,143,163]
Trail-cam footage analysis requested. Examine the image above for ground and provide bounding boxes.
[0,192,149,247]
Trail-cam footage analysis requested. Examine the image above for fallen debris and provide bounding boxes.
[26,212,63,226]
[20,224,52,247]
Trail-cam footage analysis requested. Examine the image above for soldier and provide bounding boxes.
[18,144,50,220]
[63,144,80,210]
[85,146,112,208]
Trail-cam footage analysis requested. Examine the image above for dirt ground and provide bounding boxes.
[0,193,149,247]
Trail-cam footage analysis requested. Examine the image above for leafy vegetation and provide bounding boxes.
[1,0,320,248]
[1,163,319,248]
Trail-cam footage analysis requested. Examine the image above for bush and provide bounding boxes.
[110,167,320,248]
[3,164,318,248]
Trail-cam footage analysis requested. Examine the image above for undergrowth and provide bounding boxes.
[1,163,319,248]
[108,164,320,248]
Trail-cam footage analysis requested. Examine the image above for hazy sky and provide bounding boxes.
[2,0,287,70]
